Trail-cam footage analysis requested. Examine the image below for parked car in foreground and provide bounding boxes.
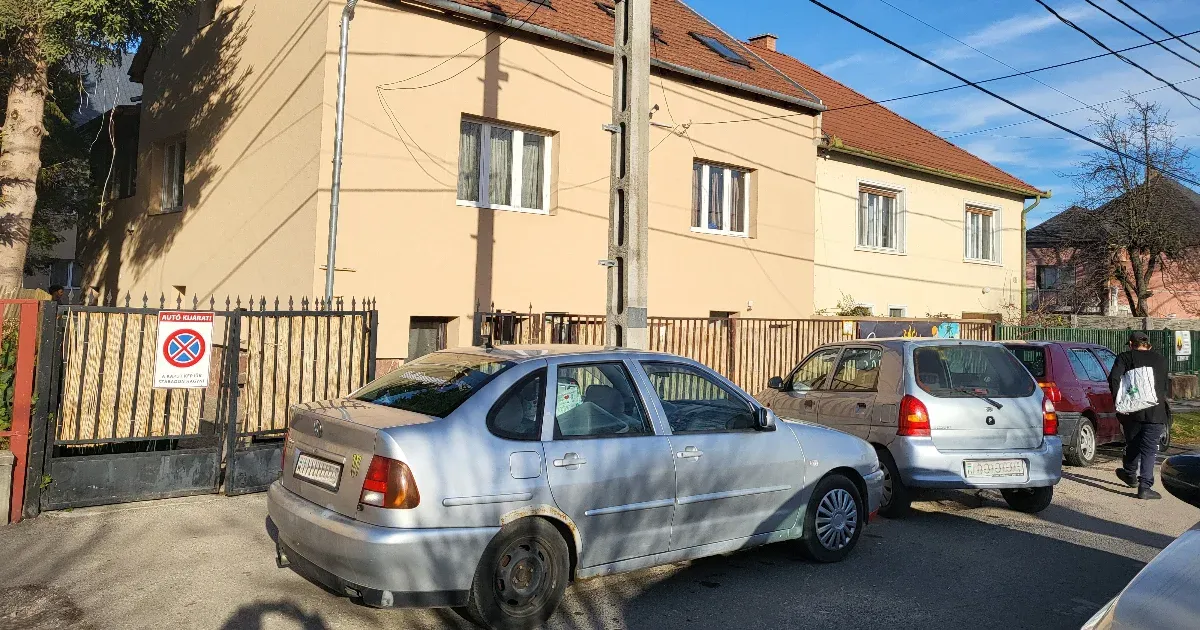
[757,339,1062,517]
[269,346,883,630]
[1082,452,1200,630]
[1003,341,1172,465]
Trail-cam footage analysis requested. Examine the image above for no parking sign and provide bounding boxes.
[153,311,215,388]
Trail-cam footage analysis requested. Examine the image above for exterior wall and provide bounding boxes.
[1027,245,1199,317]
[78,0,331,303]
[314,2,818,358]
[814,151,1026,318]
[24,226,78,290]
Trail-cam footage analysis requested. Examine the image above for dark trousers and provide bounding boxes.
[1121,419,1165,489]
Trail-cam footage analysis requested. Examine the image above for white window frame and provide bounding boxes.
[855,180,906,254]
[963,201,1002,265]
[857,302,875,316]
[691,161,751,238]
[160,138,186,214]
[887,305,907,318]
[456,119,553,215]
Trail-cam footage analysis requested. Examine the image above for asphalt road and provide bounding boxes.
[2,448,1197,630]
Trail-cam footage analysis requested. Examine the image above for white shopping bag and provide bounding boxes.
[1115,366,1158,414]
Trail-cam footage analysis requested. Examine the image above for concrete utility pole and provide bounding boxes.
[605,0,652,349]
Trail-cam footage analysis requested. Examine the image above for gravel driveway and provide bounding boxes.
[2,448,1196,630]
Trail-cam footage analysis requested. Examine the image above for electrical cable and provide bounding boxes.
[808,0,1200,188]
[1033,0,1200,111]
[1082,0,1200,71]
[1114,0,1200,60]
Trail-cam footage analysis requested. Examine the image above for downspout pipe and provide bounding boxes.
[1020,193,1047,319]
[325,0,360,307]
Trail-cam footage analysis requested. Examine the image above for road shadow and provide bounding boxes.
[1062,471,1137,497]
[220,601,330,630]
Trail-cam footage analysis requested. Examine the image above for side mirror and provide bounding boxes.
[756,407,776,431]
[767,376,785,390]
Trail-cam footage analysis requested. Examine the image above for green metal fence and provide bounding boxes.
[995,325,1200,374]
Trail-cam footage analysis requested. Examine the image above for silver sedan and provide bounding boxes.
[268,346,883,629]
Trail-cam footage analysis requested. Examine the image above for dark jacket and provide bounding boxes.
[1108,349,1170,424]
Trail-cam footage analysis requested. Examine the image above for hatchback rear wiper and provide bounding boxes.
[954,387,1003,409]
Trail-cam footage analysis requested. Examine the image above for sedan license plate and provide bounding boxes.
[964,459,1027,479]
[294,453,342,491]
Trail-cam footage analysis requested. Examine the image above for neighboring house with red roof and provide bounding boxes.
[81,0,1042,359]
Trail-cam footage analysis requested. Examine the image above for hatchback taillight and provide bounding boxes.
[360,455,421,509]
[1043,397,1058,436]
[1039,381,1063,405]
[898,395,931,437]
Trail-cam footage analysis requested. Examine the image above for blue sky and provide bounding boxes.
[686,0,1200,225]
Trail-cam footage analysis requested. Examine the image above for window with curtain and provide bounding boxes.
[857,185,902,251]
[456,118,552,213]
[965,205,999,262]
[161,138,186,212]
[691,161,751,235]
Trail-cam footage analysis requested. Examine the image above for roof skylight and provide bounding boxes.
[689,32,752,68]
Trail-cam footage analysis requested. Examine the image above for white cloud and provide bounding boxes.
[818,52,871,74]
[933,3,1093,63]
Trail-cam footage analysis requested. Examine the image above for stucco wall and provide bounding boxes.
[814,151,1025,318]
[313,2,819,357]
[79,0,330,303]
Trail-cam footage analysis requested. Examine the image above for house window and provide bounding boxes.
[1036,265,1073,290]
[457,119,552,214]
[161,138,186,212]
[888,306,907,318]
[197,0,217,27]
[691,161,750,236]
[965,205,1000,263]
[409,317,451,359]
[49,259,80,289]
[857,185,903,252]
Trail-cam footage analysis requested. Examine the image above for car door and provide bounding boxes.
[821,346,883,440]
[543,360,676,569]
[1087,346,1123,444]
[638,361,807,550]
[768,347,842,425]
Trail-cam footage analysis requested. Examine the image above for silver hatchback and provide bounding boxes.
[757,339,1062,517]
[268,346,883,629]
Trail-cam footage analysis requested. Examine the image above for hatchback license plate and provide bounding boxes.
[294,453,342,491]
[964,459,1027,479]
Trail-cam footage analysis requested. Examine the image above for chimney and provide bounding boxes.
[748,33,778,52]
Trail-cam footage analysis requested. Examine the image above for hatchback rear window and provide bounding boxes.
[913,345,1036,398]
[1003,345,1046,378]
[354,353,516,417]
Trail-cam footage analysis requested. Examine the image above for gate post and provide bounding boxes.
[221,313,243,491]
[366,308,379,381]
[22,303,61,519]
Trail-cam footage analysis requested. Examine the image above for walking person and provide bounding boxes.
[1108,332,1170,500]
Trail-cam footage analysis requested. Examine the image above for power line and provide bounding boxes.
[1114,0,1200,60]
[807,0,1200,189]
[1082,0,1200,71]
[688,27,1200,126]
[1034,0,1200,111]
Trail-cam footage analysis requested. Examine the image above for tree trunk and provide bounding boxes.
[0,40,49,290]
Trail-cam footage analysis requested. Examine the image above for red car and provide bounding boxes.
[1002,341,1169,467]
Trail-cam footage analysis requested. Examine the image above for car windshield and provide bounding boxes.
[913,345,1036,399]
[354,353,516,417]
[1004,345,1046,378]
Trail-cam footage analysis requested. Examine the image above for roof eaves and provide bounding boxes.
[406,0,826,113]
[824,140,1049,198]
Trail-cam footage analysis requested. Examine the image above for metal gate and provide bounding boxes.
[25,296,377,512]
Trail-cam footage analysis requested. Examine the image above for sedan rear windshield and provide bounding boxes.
[354,353,516,417]
[1004,345,1046,378]
[913,345,1036,399]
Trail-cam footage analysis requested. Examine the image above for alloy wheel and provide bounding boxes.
[815,488,859,551]
[1079,422,1096,463]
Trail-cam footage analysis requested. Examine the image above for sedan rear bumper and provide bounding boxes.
[889,437,1062,489]
[267,481,498,607]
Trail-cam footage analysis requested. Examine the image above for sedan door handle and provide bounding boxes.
[856,402,868,408]
[552,453,587,468]
[803,400,815,408]
[676,446,704,459]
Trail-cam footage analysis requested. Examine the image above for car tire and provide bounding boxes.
[1159,419,1173,454]
[463,518,570,630]
[876,447,912,518]
[1001,486,1054,514]
[799,473,865,563]
[1065,418,1097,468]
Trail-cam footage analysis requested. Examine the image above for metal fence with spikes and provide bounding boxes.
[25,294,379,513]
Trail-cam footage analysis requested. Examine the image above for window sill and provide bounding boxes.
[854,245,905,256]
[150,207,185,216]
[963,257,1003,266]
[456,199,549,216]
[690,226,749,238]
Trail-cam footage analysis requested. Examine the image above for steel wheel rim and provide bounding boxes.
[815,488,859,551]
[494,537,554,614]
[1079,423,1096,462]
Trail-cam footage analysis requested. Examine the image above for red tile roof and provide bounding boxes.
[415,0,822,108]
[749,44,1044,196]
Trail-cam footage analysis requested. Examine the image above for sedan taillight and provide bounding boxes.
[360,455,421,509]
[1043,397,1058,436]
